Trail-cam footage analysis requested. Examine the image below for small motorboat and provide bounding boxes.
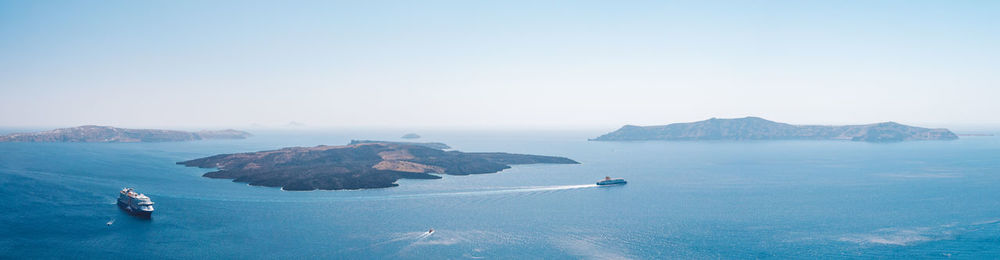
[597,176,627,186]
[428,228,435,234]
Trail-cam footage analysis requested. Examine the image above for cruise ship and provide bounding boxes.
[597,176,627,186]
[117,188,154,218]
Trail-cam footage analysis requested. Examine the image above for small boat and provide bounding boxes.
[597,176,626,186]
[428,228,435,234]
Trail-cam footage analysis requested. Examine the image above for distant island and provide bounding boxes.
[0,125,252,143]
[348,140,450,149]
[591,117,958,142]
[958,133,995,137]
[177,140,579,191]
[401,133,421,139]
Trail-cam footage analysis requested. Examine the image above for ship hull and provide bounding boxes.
[596,179,627,185]
[117,200,153,218]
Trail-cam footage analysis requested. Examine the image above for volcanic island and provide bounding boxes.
[178,140,579,191]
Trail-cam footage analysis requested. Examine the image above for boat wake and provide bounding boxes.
[422,184,598,197]
[373,229,524,257]
[353,184,600,202]
[838,218,1000,246]
[368,229,439,250]
[159,184,599,203]
[416,230,434,240]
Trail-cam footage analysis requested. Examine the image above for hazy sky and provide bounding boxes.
[1,0,998,129]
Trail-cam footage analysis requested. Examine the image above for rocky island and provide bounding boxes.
[0,125,252,142]
[177,141,579,191]
[592,117,958,142]
[348,140,450,149]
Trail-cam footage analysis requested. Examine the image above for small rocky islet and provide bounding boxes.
[177,140,579,191]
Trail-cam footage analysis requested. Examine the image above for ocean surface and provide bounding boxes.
[2,129,1000,259]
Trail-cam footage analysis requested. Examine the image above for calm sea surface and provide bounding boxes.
[2,129,999,259]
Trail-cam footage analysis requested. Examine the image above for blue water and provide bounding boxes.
[2,129,1000,259]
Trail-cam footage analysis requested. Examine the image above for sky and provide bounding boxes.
[1,0,998,130]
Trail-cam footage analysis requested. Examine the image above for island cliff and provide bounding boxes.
[0,125,251,142]
[177,141,579,191]
[591,117,958,142]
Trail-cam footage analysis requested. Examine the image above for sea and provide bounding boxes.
[2,128,999,259]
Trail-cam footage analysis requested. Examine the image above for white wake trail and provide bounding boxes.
[427,184,599,197]
[158,184,600,203]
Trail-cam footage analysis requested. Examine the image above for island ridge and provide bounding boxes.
[592,117,958,142]
[0,125,252,143]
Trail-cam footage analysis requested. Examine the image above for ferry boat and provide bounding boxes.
[597,176,627,186]
[117,188,154,218]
